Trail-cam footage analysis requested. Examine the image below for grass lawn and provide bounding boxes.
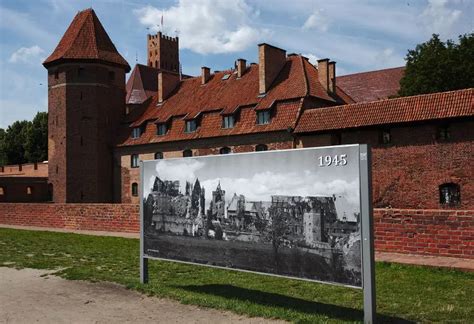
[0,228,472,323]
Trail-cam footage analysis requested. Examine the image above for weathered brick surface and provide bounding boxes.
[0,203,471,258]
[0,163,48,177]
[0,203,139,233]
[374,208,474,259]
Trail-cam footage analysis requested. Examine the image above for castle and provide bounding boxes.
[0,8,472,213]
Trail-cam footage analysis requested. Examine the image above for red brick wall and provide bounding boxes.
[0,163,48,177]
[374,208,473,259]
[0,203,139,233]
[0,203,472,259]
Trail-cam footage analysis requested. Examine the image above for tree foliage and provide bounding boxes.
[398,33,474,97]
[0,112,48,165]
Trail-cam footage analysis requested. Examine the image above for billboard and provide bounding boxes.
[141,145,371,288]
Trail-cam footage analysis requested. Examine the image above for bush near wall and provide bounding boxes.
[0,204,472,259]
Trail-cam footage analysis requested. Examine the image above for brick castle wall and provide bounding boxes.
[0,203,139,233]
[0,203,471,259]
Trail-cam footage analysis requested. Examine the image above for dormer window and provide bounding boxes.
[185,120,197,133]
[256,110,271,125]
[156,123,167,136]
[131,127,141,139]
[222,115,235,129]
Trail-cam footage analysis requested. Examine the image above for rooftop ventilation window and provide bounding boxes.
[222,74,231,80]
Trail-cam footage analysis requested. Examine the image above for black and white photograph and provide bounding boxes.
[142,146,362,287]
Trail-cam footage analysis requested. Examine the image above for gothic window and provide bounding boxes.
[220,147,231,154]
[256,110,271,125]
[131,183,138,197]
[439,183,460,206]
[26,186,33,195]
[222,115,235,129]
[156,123,167,135]
[436,124,450,141]
[131,127,141,139]
[183,149,193,157]
[131,154,139,168]
[0,187,4,195]
[255,144,268,152]
[154,152,163,159]
[380,129,391,144]
[185,120,197,133]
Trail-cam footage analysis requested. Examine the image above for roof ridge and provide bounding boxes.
[339,66,405,78]
[88,10,99,58]
[305,88,474,113]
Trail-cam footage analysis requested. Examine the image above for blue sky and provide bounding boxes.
[0,0,472,128]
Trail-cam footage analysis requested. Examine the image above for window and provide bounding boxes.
[255,144,268,152]
[436,124,450,141]
[220,147,231,154]
[156,123,167,136]
[108,71,115,81]
[131,127,141,139]
[439,183,460,206]
[183,149,193,157]
[185,120,197,133]
[131,154,139,168]
[222,115,235,129]
[0,187,4,195]
[131,183,138,197]
[154,152,163,159]
[380,129,391,144]
[26,186,33,195]
[256,110,271,125]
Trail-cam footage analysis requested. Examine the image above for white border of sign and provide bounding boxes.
[139,144,375,323]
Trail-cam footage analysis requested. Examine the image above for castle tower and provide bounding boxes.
[147,32,179,73]
[43,8,131,203]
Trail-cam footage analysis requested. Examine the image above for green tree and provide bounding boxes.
[25,112,48,163]
[398,33,474,97]
[0,128,7,165]
[2,120,30,165]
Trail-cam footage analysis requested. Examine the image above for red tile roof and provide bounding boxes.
[337,67,405,103]
[43,8,130,71]
[295,88,474,133]
[126,64,158,104]
[128,55,335,128]
[118,99,303,146]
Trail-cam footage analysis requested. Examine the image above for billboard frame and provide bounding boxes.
[139,144,375,323]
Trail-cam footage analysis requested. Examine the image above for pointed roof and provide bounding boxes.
[126,64,159,104]
[43,8,130,71]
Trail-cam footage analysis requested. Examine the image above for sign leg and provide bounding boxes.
[140,256,149,284]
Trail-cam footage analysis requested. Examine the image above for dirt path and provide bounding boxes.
[0,267,286,324]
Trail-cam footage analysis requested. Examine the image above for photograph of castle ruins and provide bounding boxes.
[143,147,362,287]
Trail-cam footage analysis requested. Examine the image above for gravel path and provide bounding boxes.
[0,267,286,324]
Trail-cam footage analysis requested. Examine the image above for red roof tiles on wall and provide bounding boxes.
[337,67,405,103]
[43,8,130,71]
[295,88,474,133]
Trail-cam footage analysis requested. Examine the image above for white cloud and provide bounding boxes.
[134,0,266,54]
[302,53,319,65]
[9,46,45,64]
[302,9,330,32]
[421,0,462,36]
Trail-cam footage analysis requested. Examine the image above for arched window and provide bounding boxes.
[26,186,33,195]
[0,186,5,195]
[131,154,139,168]
[131,183,138,197]
[255,144,268,152]
[439,183,460,206]
[219,147,231,154]
[183,149,193,157]
[154,152,163,159]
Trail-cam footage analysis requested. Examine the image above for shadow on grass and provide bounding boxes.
[176,284,414,323]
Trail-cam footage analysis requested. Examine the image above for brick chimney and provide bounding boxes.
[158,71,180,103]
[328,61,336,94]
[258,43,286,94]
[317,58,329,92]
[236,58,246,78]
[201,66,210,85]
